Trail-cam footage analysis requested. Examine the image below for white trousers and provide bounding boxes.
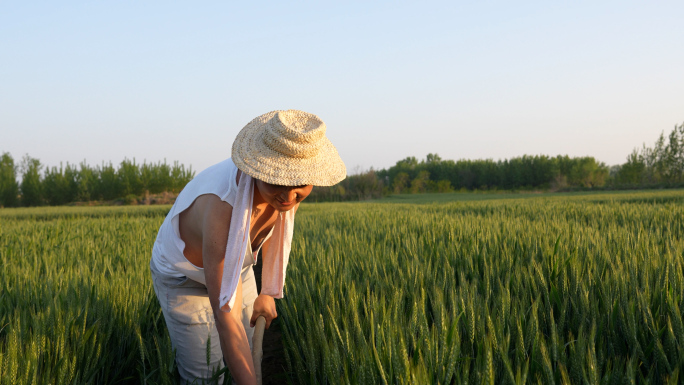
[150,258,257,384]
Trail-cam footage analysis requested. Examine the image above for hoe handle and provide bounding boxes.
[252,316,266,385]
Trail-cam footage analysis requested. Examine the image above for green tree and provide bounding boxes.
[663,123,684,183]
[619,122,684,186]
[617,149,646,184]
[347,169,383,200]
[569,157,608,187]
[0,152,19,207]
[425,153,442,163]
[20,155,43,206]
[392,172,409,194]
[97,162,119,200]
[410,171,431,193]
[171,161,194,193]
[118,158,142,197]
[76,161,96,202]
[149,161,172,194]
[646,132,666,183]
[435,180,453,193]
[43,163,78,205]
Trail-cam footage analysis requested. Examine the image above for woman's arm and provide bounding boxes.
[250,237,278,329]
[201,195,256,385]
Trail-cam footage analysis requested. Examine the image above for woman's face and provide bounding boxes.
[255,180,313,212]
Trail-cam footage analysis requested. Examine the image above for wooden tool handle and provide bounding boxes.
[252,316,266,385]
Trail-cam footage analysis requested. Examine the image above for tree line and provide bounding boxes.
[0,155,194,207]
[306,154,610,202]
[309,121,684,201]
[2,121,682,206]
[611,122,684,185]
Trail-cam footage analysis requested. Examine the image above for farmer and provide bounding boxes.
[149,110,346,384]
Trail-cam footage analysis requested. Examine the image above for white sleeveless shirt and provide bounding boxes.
[151,158,270,307]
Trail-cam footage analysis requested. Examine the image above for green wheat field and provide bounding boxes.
[1,190,683,384]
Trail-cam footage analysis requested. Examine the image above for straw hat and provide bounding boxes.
[231,110,347,186]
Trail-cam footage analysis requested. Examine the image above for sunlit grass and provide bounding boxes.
[1,189,683,383]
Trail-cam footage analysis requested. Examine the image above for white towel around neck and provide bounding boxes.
[219,172,295,312]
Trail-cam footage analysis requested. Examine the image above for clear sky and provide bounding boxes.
[1,1,683,174]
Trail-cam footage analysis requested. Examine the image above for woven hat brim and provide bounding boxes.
[231,115,347,186]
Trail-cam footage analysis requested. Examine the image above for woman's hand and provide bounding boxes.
[250,294,277,329]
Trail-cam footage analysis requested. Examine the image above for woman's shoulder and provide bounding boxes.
[173,158,238,211]
[191,158,238,190]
